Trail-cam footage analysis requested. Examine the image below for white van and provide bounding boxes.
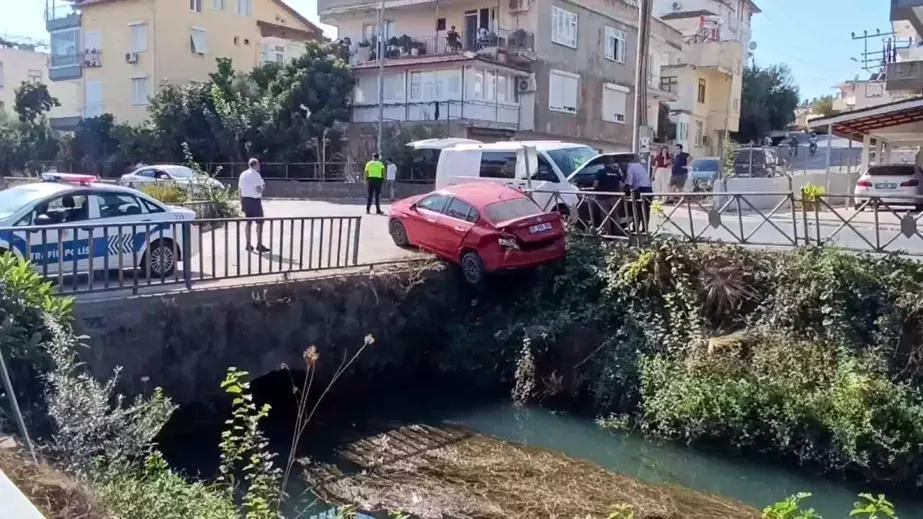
[434,141,597,213]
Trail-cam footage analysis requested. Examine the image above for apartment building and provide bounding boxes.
[654,0,757,156]
[44,0,323,128]
[0,43,82,124]
[319,0,682,152]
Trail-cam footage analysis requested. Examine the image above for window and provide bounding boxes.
[697,78,706,103]
[445,198,476,221]
[236,0,251,16]
[660,76,677,93]
[190,0,202,11]
[50,28,79,68]
[497,74,507,103]
[602,83,628,123]
[478,151,517,179]
[38,194,91,224]
[95,193,145,219]
[27,70,42,83]
[551,6,577,48]
[605,26,626,63]
[213,0,225,9]
[694,121,704,146]
[548,69,578,113]
[417,194,450,213]
[546,146,596,177]
[486,70,496,101]
[190,28,209,54]
[473,69,483,99]
[130,22,148,53]
[411,70,461,101]
[436,18,446,31]
[484,198,542,223]
[532,157,559,183]
[136,168,156,178]
[85,81,103,117]
[132,76,150,105]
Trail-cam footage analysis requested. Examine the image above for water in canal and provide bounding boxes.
[160,385,923,518]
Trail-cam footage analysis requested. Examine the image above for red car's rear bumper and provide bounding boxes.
[482,236,566,272]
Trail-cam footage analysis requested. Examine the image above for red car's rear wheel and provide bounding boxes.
[460,252,485,285]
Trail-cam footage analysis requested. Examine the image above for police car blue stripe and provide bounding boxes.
[1,223,174,267]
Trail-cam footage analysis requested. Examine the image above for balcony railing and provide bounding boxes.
[45,4,78,21]
[886,61,923,92]
[83,49,102,68]
[49,49,102,70]
[350,28,534,65]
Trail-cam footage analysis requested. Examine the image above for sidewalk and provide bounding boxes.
[685,206,914,230]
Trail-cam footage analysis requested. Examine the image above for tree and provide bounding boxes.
[737,63,800,143]
[14,81,59,124]
[811,95,839,117]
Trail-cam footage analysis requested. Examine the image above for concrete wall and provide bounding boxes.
[717,172,861,211]
[72,266,460,404]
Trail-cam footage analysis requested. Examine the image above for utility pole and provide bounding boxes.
[632,0,652,157]
[376,0,385,156]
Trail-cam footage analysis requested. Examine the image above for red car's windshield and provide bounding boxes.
[483,197,542,223]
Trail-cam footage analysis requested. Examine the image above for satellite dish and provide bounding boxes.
[748,41,757,51]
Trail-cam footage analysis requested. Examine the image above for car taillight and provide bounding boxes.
[856,179,872,188]
[901,179,919,187]
[498,235,519,249]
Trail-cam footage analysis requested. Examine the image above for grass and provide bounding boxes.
[304,424,760,519]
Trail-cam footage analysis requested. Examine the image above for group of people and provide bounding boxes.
[651,144,691,199]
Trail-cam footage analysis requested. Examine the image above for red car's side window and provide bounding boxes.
[445,197,477,222]
[417,194,449,213]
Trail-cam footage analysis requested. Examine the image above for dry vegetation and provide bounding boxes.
[0,444,105,519]
[304,425,760,519]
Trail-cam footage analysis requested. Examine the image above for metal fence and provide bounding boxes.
[27,161,362,182]
[1,216,362,295]
[528,189,923,257]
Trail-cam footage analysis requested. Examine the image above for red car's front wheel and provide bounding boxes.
[389,219,410,247]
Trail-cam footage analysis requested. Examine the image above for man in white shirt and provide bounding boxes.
[385,158,397,200]
[624,157,653,233]
[238,158,269,253]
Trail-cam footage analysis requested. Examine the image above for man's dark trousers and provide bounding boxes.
[633,186,653,232]
[367,177,383,213]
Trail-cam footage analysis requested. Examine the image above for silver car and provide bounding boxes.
[118,165,225,193]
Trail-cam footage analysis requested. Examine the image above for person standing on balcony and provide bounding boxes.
[446,26,461,53]
[652,146,672,200]
[365,153,386,215]
[239,158,269,253]
[386,158,398,200]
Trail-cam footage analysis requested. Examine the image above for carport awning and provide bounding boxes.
[808,96,923,144]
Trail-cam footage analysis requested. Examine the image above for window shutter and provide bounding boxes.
[549,72,563,108]
[564,76,578,111]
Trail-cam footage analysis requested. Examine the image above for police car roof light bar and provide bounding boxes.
[41,173,99,186]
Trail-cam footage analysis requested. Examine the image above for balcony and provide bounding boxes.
[677,37,744,75]
[348,28,534,67]
[45,3,80,31]
[886,61,923,92]
[892,0,923,35]
[648,74,678,101]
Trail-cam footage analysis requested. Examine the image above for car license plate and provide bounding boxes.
[529,223,552,234]
[875,183,897,189]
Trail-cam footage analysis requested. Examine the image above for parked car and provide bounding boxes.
[566,152,638,190]
[435,141,592,214]
[689,157,721,191]
[733,148,779,178]
[0,173,199,278]
[118,164,225,194]
[388,183,566,284]
[854,164,923,210]
[403,138,482,182]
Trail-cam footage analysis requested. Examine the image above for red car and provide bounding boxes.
[388,183,566,284]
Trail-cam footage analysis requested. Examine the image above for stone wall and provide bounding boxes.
[72,264,460,405]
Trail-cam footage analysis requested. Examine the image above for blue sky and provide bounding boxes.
[0,0,891,101]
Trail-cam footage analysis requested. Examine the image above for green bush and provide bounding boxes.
[441,238,923,490]
[140,183,188,204]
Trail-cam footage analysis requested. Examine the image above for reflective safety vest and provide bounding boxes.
[365,160,385,179]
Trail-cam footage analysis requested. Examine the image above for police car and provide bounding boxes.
[0,173,199,278]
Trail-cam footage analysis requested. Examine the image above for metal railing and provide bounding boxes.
[357,28,534,63]
[1,216,362,295]
[527,189,923,257]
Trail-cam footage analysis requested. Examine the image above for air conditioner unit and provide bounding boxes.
[672,1,682,10]
[517,74,536,93]
[125,52,139,64]
[509,0,527,11]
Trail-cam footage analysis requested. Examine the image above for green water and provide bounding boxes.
[161,388,923,518]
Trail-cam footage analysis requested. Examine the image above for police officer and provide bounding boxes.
[365,153,386,215]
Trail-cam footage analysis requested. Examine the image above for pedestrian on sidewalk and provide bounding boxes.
[386,158,398,200]
[238,158,269,253]
[625,156,653,232]
[365,153,385,215]
[670,144,690,203]
[652,147,672,200]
